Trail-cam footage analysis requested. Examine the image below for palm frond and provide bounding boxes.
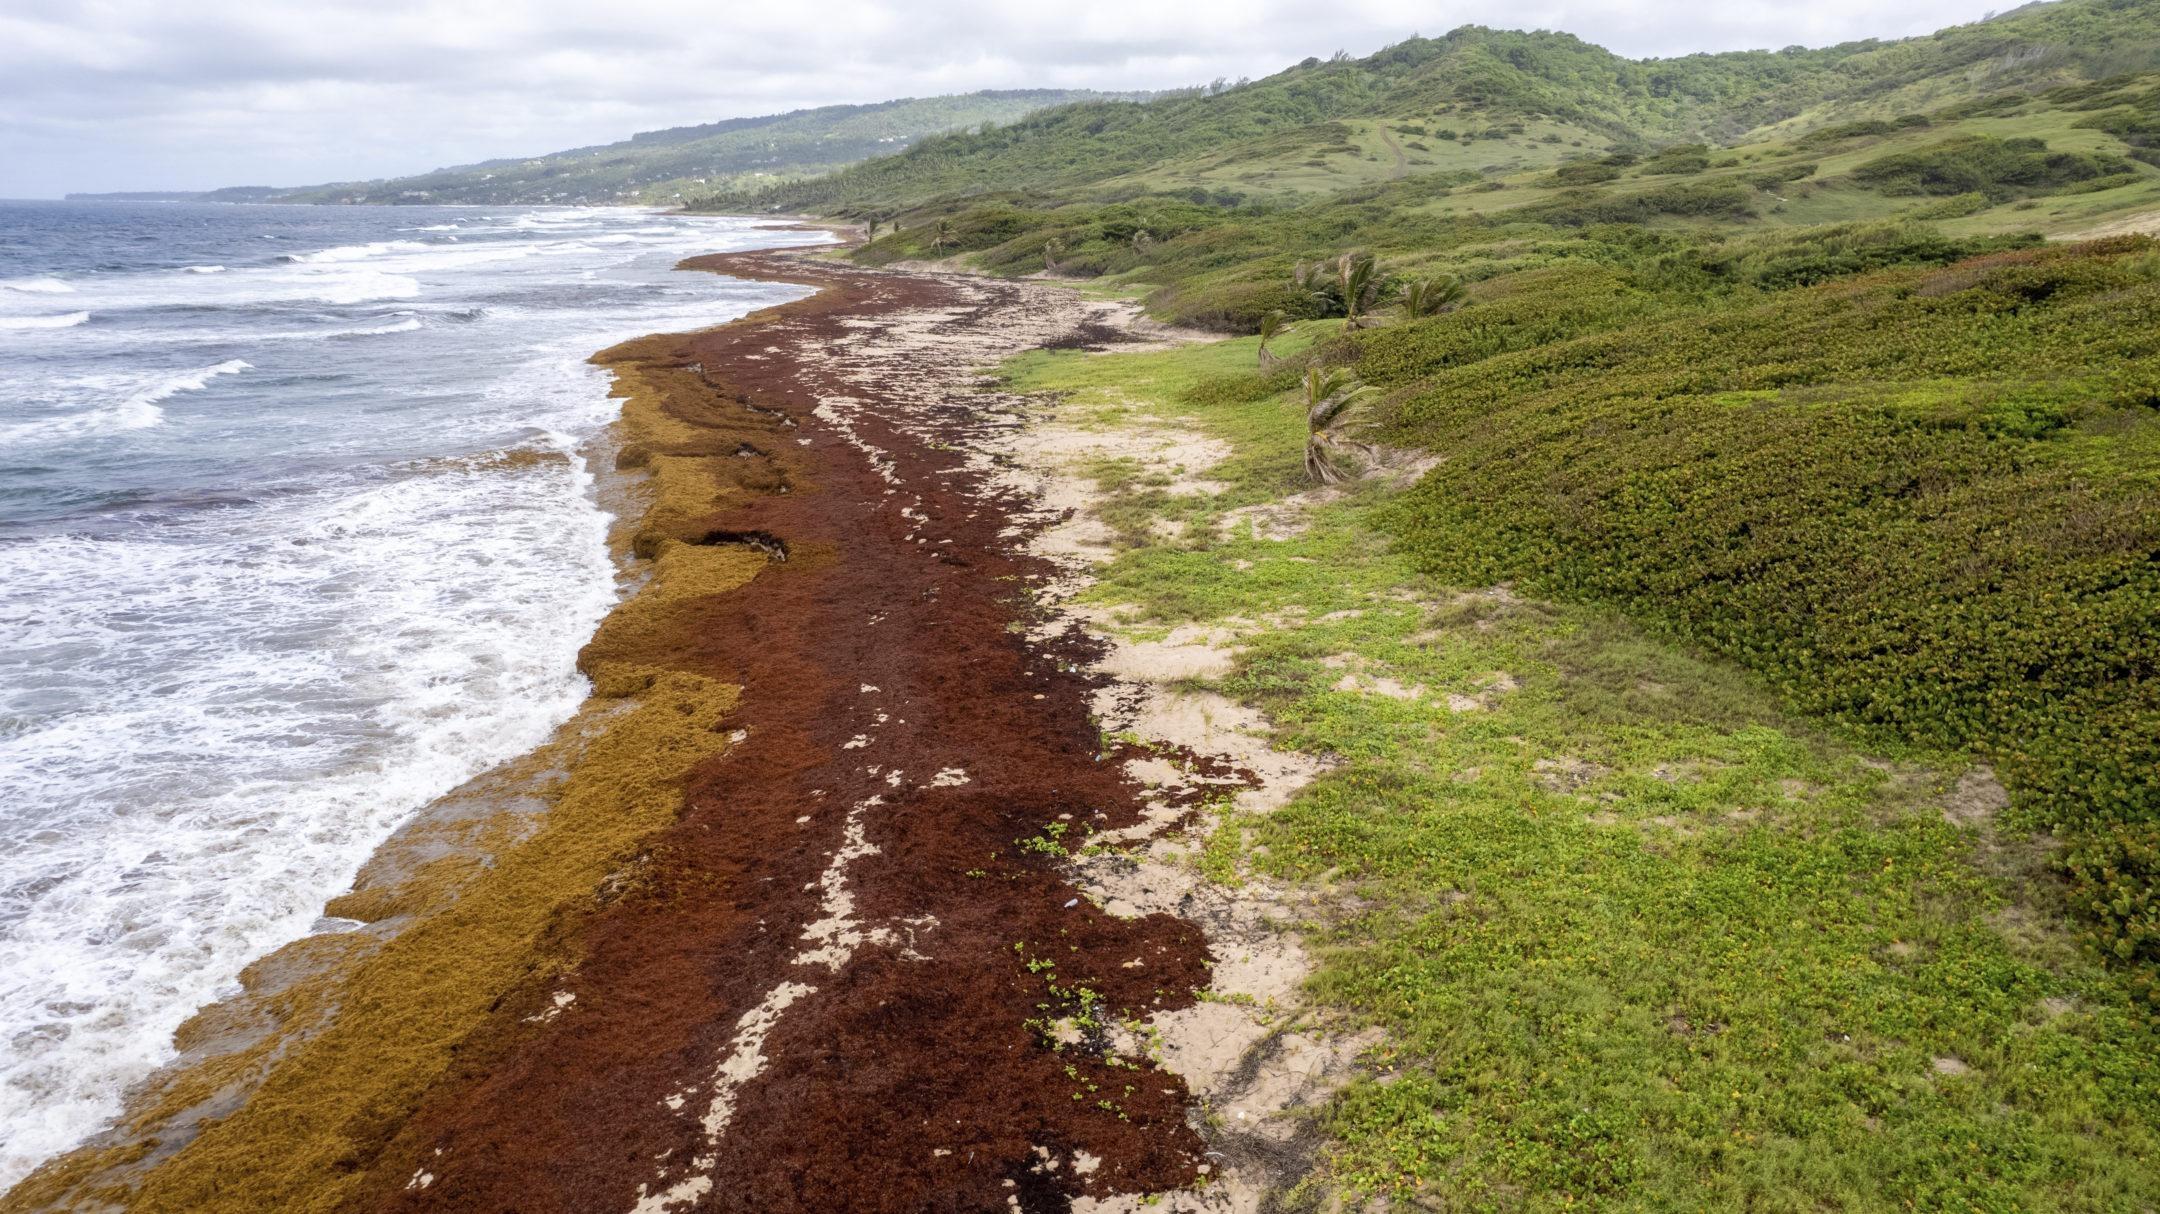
[1298,365,1374,483]
[1257,310,1286,365]
[1336,252,1382,330]
[1401,275,1467,319]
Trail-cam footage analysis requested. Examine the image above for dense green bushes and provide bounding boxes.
[1148,277,1324,330]
[1852,135,2138,199]
[1513,181,1758,226]
[2073,83,2160,165]
[1666,221,2038,289]
[1744,161,1817,190]
[1551,160,1623,185]
[1641,142,1713,173]
[1362,239,2160,1002]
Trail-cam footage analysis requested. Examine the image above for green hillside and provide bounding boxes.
[712,1,2160,214]
[708,3,2160,1205]
[214,90,1141,206]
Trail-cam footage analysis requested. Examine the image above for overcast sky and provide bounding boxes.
[1,0,2015,198]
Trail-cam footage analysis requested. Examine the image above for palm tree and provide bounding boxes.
[1257,310,1287,368]
[1300,366,1373,484]
[1292,259,1328,310]
[1400,275,1467,319]
[1335,252,1383,331]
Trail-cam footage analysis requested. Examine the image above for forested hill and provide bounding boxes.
[159,90,1142,207]
[711,0,2160,213]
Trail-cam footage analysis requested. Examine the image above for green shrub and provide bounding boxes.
[1515,181,1757,226]
[1911,191,1993,218]
[1703,222,2033,289]
[2065,824,2160,1005]
[1551,161,1623,185]
[2074,94,2160,166]
[1641,143,1713,174]
[1363,240,2160,1001]
[1147,277,1326,332]
[1853,135,2138,200]
[1798,118,1897,146]
[1745,161,1818,190]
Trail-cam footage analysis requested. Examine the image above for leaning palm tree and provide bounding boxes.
[1400,275,1467,319]
[1257,310,1287,367]
[1301,366,1373,484]
[1335,252,1384,331]
[1292,259,1329,311]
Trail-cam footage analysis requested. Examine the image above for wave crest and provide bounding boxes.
[0,359,250,444]
[0,311,89,331]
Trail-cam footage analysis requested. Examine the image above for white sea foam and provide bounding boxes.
[142,358,251,404]
[0,439,617,1184]
[305,270,423,305]
[287,239,429,264]
[0,310,89,330]
[7,263,424,314]
[0,359,247,443]
[348,316,423,336]
[182,265,227,274]
[0,207,838,1189]
[1,276,74,294]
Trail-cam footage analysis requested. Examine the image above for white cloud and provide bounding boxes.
[0,0,2008,196]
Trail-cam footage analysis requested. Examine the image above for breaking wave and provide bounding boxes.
[0,311,89,330]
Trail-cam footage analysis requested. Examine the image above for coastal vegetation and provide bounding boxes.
[996,321,2160,1209]
[694,0,2160,1203]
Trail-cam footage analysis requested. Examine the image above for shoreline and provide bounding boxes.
[2,256,827,1214]
[4,245,1312,1213]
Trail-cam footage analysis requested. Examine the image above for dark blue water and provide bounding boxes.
[0,200,824,1183]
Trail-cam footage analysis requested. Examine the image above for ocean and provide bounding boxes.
[0,200,823,1186]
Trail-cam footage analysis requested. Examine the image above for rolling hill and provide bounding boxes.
[710,0,2160,216]
[77,89,1144,207]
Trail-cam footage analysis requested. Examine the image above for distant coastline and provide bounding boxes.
[64,88,1148,210]
[60,188,290,203]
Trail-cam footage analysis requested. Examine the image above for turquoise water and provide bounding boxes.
[0,200,821,1183]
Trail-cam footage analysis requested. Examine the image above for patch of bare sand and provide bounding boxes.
[992,419,1232,575]
[972,314,1376,1211]
[1217,446,1438,542]
[2063,208,2160,240]
[1079,299,1227,352]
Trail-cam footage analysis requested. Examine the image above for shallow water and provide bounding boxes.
[0,200,822,1186]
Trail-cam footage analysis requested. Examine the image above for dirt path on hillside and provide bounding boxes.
[1375,125,1407,179]
[312,254,1254,1214]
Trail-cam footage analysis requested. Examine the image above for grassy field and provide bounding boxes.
[997,328,2160,1211]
